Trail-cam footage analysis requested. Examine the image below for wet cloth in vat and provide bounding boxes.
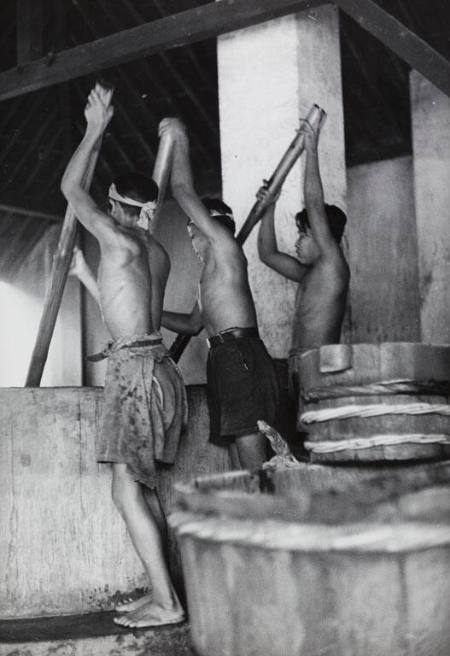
[97,333,187,488]
[207,333,279,446]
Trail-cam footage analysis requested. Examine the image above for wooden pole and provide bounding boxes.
[152,132,174,214]
[236,104,326,245]
[169,105,326,363]
[25,139,102,387]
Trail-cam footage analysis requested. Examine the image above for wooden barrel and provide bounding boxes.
[0,386,231,620]
[293,342,450,462]
[171,462,450,656]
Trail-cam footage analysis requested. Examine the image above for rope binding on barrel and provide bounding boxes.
[300,402,450,425]
[301,378,450,402]
[304,433,450,454]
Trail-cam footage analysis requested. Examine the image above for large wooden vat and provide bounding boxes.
[0,386,231,619]
[294,342,450,462]
[171,462,450,656]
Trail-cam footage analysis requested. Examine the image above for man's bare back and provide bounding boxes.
[98,228,169,340]
[195,233,257,336]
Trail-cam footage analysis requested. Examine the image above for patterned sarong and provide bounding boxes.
[97,333,187,488]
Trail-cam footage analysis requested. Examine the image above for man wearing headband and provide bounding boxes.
[257,118,349,406]
[160,118,279,471]
[61,85,186,629]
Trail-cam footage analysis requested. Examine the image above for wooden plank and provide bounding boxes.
[0,0,325,102]
[16,0,43,64]
[334,0,450,97]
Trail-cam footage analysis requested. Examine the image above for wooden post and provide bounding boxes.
[25,140,102,387]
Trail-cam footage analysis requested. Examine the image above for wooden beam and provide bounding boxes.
[17,0,44,64]
[334,0,450,97]
[0,0,325,102]
[0,204,61,222]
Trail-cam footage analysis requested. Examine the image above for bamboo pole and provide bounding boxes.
[152,131,174,214]
[25,139,102,387]
[236,104,326,244]
[169,104,326,363]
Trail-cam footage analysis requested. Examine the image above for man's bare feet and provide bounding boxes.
[113,599,185,629]
[115,592,152,613]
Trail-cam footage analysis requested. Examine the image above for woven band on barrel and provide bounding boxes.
[301,379,450,402]
[304,433,450,454]
[207,327,259,349]
[300,402,450,425]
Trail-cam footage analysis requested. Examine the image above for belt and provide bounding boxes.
[87,337,163,362]
[207,327,259,349]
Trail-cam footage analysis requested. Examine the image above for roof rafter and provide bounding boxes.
[334,0,450,97]
[0,0,325,102]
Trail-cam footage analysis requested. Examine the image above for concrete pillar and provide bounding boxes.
[217,4,346,357]
[411,71,450,344]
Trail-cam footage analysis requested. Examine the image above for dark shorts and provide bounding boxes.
[206,333,280,446]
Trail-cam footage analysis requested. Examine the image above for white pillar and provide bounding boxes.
[217,4,346,357]
[411,71,450,344]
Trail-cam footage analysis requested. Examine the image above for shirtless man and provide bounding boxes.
[159,118,279,471]
[258,118,349,396]
[61,85,186,629]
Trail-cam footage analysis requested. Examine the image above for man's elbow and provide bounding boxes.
[258,245,274,266]
[60,176,76,201]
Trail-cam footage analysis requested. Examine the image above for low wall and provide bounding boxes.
[0,386,231,619]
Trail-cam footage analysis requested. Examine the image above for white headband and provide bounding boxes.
[108,182,157,230]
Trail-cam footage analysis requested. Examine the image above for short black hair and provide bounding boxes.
[201,197,236,234]
[113,173,158,213]
[295,205,346,243]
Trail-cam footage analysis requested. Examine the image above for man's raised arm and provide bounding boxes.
[302,120,337,255]
[159,118,231,245]
[257,185,307,283]
[60,84,115,244]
